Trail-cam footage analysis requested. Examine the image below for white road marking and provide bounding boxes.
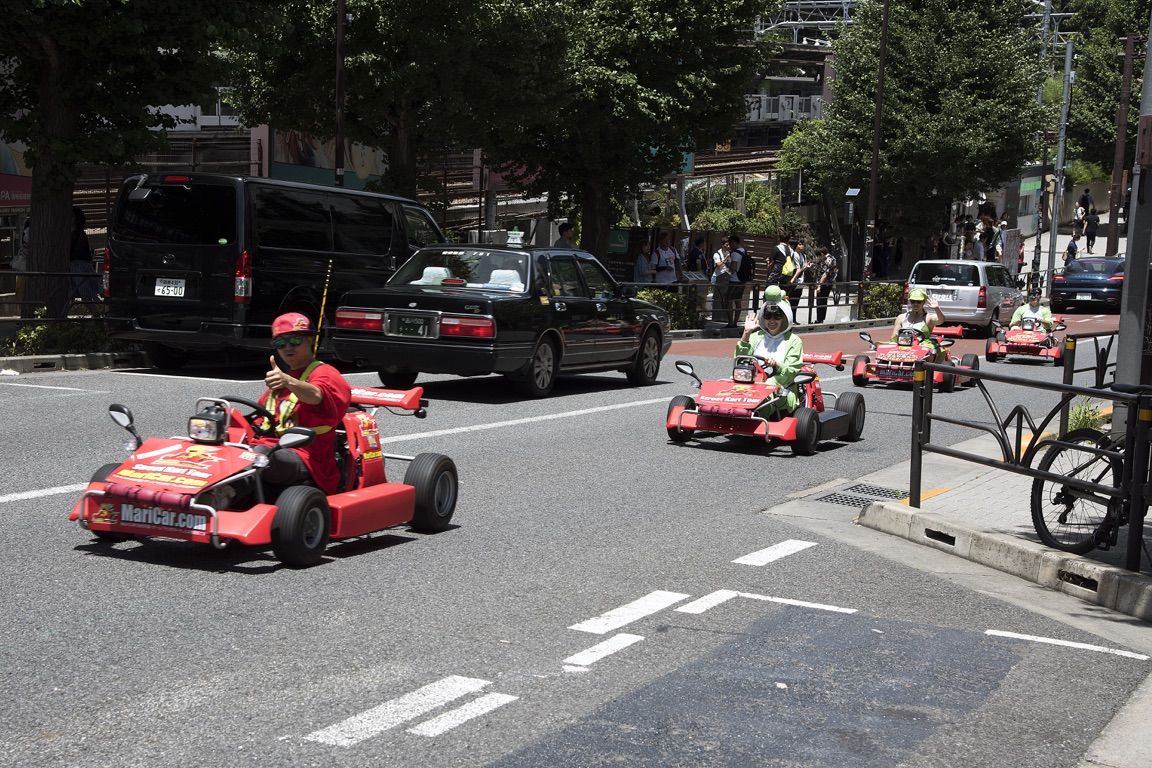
[569,590,690,634]
[303,675,490,747]
[562,633,645,667]
[0,382,106,392]
[379,397,669,444]
[733,539,817,566]
[0,484,87,504]
[985,630,1149,660]
[676,590,742,614]
[1093,314,1105,319]
[739,592,857,614]
[406,693,519,737]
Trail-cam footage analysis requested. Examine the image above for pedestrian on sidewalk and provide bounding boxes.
[652,231,679,286]
[633,240,656,283]
[787,240,809,306]
[710,238,733,323]
[1064,233,1081,266]
[1084,208,1100,253]
[726,235,748,327]
[813,246,839,324]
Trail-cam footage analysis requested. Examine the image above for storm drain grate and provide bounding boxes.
[816,492,877,507]
[844,483,909,500]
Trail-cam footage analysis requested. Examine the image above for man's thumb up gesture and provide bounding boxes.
[265,355,287,391]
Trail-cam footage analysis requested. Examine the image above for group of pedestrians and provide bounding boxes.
[1073,188,1101,254]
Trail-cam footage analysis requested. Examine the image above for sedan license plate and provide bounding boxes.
[1076,293,1092,301]
[389,313,435,338]
[154,277,185,297]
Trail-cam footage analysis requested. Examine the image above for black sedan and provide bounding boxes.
[331,245,672,397]
[1050,256,1124,312]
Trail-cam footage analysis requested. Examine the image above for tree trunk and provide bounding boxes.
[578,179,612,258]
[385,109,419,198]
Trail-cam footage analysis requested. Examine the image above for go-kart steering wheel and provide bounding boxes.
[219,395,277,437]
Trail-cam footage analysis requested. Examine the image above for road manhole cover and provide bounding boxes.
[815,492,876,507]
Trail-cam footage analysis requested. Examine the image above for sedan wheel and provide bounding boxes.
[516,337,558,397]
[626,330,661,386]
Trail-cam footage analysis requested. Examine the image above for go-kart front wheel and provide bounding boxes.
[271,486,331,567]
[834,392,865,442]
[792,407,820,456]
[936,361,956,393]
[960,354,980,386]
[406,453,458,533]
[666,395,696,443]
[851,355,870,387]
[984,338,999,363]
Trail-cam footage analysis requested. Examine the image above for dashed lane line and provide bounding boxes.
[675,589,857,616]
[0,484,87,504]
[0,382,107,392]
[563,633,645,669]
[569,590,691,634]
[985,630,1149,660]
[406,693,520,737]
[304,675,491,747]
[732,539,817,566]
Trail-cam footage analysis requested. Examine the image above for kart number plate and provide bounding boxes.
[1076,293,1092,301]
[154,277,186,297]
[388,313,435,338]
[929,289,954,301]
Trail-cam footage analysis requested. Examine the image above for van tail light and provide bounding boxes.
[233,250,252,304]
[977,285,986,308]
[334,309,384,331]
[440,315,495,338]
[101,246,112,297]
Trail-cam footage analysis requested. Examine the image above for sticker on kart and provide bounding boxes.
[106,503,209,532]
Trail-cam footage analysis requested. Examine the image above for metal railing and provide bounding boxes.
[908,359,1150,572]
[1058,330,1118,434]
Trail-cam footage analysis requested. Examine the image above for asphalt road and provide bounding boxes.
[1,313,1148,768]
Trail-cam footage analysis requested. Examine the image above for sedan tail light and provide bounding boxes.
[1109,274,1124,281]
[977,285,986,309]
[1053,273,1065,282]
[440,315,495,338]
[334,309,384,331]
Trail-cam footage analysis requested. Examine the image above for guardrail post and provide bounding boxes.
[909,360,926,507]
[1124,402,1152,571]
[1059,337,1076,434]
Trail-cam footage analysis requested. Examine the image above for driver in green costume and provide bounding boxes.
[734,285,804,417]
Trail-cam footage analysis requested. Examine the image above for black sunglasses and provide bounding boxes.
[272,334,307,349]
[763,309,785,319]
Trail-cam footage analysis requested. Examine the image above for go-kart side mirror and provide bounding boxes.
[108,403,134,429]
[1055,322,1067,331]
[858,331,876,350]
[277,427,315,450]
[940,338,955,348]
[793,372,816,386]
[675,360,702,388]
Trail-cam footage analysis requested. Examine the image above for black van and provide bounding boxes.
[103,173,446,368]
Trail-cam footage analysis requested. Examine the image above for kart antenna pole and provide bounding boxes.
[314,256,335,355]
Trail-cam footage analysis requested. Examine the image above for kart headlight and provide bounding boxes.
[732,364,755,383]
[189,407,227,444]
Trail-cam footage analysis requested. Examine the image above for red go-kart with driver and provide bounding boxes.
[985,317,1067,365]
[852,326,979,392]
[69,387,458,567]
[665,352,865,455]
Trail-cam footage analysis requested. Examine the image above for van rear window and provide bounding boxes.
[115,184,237,245]
[912,263,978,286]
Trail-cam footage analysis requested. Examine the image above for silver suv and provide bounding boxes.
[905,260,1024,337]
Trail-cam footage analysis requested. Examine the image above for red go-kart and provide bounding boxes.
[665,352,865,455]
[852,326,979,392]
[985,317,1067,365]
[69,387,458,567]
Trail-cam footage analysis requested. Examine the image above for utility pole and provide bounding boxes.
[334,0,347,188]
[1107,34,1137,257]
[1044,40,1074,289]
[863,0,892,282]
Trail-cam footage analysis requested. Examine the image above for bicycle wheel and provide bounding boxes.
[1030,428,1121,554]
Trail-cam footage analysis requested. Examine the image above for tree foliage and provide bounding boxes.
[0,0,267,315]
[778,0,1045,239]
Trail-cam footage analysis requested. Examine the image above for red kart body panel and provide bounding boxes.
[986,326,1063,361]
[854,326,974,387]
[72,385,432,551]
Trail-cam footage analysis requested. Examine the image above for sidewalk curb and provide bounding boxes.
[857,502,1152,621]
[0,351,146,374]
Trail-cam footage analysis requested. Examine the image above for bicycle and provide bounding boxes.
[1029,383,1152,557]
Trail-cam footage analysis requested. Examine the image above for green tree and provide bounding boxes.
[778,0,1045,240]
[484,0,776,255]
[0,0,266,317]
[225,0,560,198]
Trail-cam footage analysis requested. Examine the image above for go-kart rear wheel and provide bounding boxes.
[834,392,865,442]
[90,463,130,542]
[271,486,331,567]
[792,407,820,456]
[936,361,956,393]
[626,329,662,386]
[851,355,870,388]
[984,338,999,363]
[406,453,458,533]
[666,395,696,443]
[960,353,979,386]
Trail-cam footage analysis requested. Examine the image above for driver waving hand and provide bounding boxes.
[891,288,946,361]
[735,285,804,416]
[255,312,352,494]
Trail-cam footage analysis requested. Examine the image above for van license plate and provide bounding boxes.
[1076,293,1092,301]
[154,278,186,297]
[392,314,433,338]
[929,289,954,301]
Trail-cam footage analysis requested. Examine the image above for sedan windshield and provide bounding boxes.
[391,249,528,292]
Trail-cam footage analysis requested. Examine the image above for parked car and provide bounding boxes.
[331,245,671,397]
[1050,256,1124,312]
[103,173,446,368]
[904,259,1024,337]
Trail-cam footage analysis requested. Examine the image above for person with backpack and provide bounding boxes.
[787,240,809,306]
[768,236,793,289]
[726,235,747,327]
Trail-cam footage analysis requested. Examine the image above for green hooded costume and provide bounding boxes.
[733,285,804,415]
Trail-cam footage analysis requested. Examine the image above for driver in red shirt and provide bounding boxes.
[254,312,352,494]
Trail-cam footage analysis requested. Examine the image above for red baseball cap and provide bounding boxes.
[271,312,315,337]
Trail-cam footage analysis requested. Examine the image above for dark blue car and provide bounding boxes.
[1051,256,1124,312]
